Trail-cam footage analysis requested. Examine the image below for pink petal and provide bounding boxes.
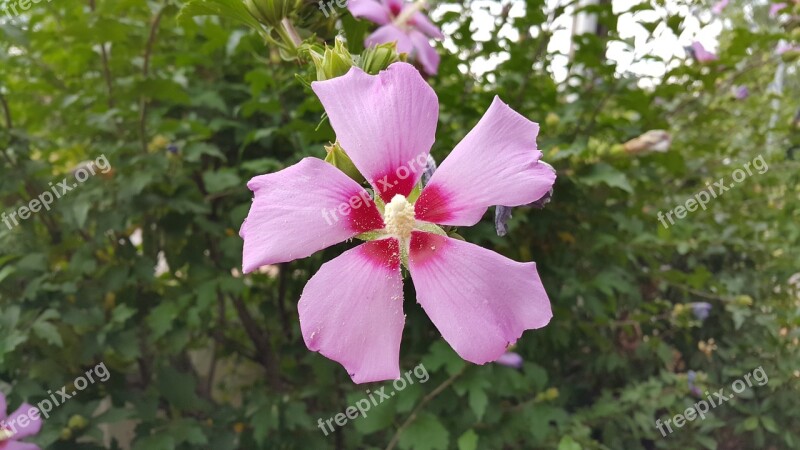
[691,41,718,63]
[4,404,42,440]
[299,238,405,383]
[240,158,384,273]
[365,24,414,54]
[408,232,552,365]
[0,391,6,420]
[415,97,555,226]
[312,63,439,203]
[770,3,787,17]
[348,0,391,25]
[5,442,41,450]
[410,12,443,39]
[409,30,440,75]
[711,0,729,14]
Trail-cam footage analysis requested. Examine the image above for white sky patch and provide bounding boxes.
[432,0,726,84]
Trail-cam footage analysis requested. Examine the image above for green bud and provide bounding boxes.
[68,414,89,430]
[358,42,406,75]
[324,142,364,183]
[60,428,73,440]
[244,0,297,27]
[310,38,354,81]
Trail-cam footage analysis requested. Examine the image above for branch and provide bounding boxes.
[229,293,283,391]
[139,6,167,154]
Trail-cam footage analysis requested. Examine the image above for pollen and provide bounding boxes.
[384,194,415,240]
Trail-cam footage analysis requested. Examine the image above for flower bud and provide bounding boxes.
[244,0,297,27]
[310,38,354,81]
[324,142,364,183]
[358,42,406,75]
[68,414,89,430]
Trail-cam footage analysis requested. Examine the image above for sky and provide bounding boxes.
[435,0,726,84]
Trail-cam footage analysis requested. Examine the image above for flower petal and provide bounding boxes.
[312,62,438,203]
[5,442,41,450]
[299,238,405,383]
[0,391,6,420]
[409,30,440,75]
[366,24,414,53]
[410,12,443,39]
[415,97,555,225]
[240,158,384,273]
[408,232,552,364]
[5,403,42,439]
[348,0,391,25]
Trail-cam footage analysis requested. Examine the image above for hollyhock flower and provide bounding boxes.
[691,302,712,321]
[769,2,787,17]
[687,370,703,397]
[687,41,718,63]
[712,0,729,14]
[776,42,800,55]
[240,62,555,383]
[0,392,42,450]
[348,0,443,75]
[494,352,524,369]
[732,85,749,100]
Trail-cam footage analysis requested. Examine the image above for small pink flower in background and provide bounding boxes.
[776,42,800,55]
[0,392,42,450]
[240,62,555,383]
[769,2,787,17]
[494,352,524,369]
[732,85,749,100]
[688,41,718,63]
[348,0,443,75]
[712,0,729,14]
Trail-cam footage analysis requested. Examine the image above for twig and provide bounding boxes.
[229,293,283,391]
[88,0,115,109]
[139,5,167,153]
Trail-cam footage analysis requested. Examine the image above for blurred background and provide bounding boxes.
[0,0,798,448]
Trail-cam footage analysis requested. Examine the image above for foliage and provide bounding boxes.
[0,0,798,449]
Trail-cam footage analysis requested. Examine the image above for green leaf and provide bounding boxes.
[202,169,241,194]
[178,0,263,32]
[581,163,633,193]
[457,429,478,450]
[743,416,760,431]
[558,436,582,450]
[32,320,62,347]
[398,413,449,450]
[468,387,488,421]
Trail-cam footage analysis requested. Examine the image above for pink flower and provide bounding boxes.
[0,392,42,450]
[712,0,729,14]
[776,42,800,55]
[494,352,524,369]
[240,62,555,383]
[769,2,787,17]
[348,0,443,75]
[689,41,718,63]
